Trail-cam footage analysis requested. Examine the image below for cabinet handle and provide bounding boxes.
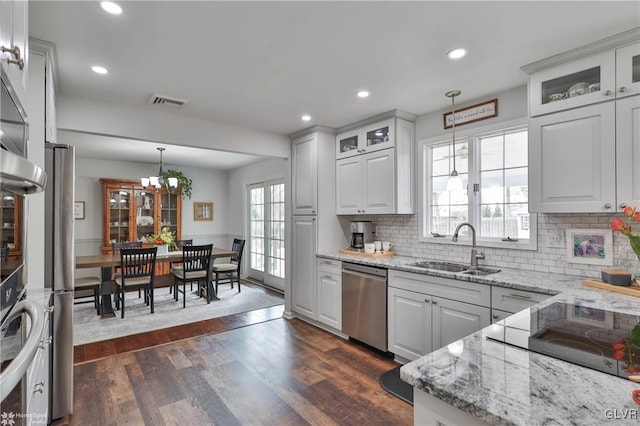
[424,298,430,303]
[619,87,628,93]
[1,45,25,70]
[509,293,532,299]
[431,299,437,305]
[604,203,612,209]
[492,314,499,319]
[321,275,332,279]
[312,210,316,214]
[39,337,52,348]
[34,381,45,394]
[620,203,627,209]
[603,90,613,96]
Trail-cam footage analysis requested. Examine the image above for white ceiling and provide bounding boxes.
[29,1,640,167]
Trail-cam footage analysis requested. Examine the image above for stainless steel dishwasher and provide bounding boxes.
[341,262,388,352]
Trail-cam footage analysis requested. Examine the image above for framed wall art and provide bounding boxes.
[443,98,498,129]
[565,228,613,266]
[568,304,614,328]
[194,202,213,221]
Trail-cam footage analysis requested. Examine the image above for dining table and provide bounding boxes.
[75,247,238,318]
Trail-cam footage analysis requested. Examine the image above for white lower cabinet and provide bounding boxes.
[491,286,550,316]
[388,270,490,362]
[26,307,51,425]
[292,217,317,318]
[316,258,342,330]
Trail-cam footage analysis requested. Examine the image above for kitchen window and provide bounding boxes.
[419,118,537,250]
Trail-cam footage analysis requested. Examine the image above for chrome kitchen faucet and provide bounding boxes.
[452,222,485,268]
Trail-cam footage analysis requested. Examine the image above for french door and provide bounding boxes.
[247,180,285,290]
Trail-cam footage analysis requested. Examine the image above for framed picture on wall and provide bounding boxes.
[565,228,613,266]
[194,202,213,221]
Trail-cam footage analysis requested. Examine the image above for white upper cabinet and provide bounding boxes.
[528,50,616,117]
[292,133,318,215]
[1,0,28,100]
[336,118,395,159]
[335,113,415,215]
[529,102,616,213]
[525,30,640,213]
[615,42,640,98]
[616,95,640,209]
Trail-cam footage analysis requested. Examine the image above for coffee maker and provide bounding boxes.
[350,221,374,249]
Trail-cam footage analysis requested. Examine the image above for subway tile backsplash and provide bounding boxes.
[339,213,638,279]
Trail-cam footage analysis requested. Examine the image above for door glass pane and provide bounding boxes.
[366,126,389,147]
[265,183,285,279]
[249,187,264,272]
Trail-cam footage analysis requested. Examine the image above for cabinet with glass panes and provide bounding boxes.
[100,178,182,255]
[526,38,639,117]
[0,192,22,259]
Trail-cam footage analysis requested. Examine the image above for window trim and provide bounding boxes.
[418,117,537,251]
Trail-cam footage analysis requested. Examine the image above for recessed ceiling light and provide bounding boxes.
[91,65,108,74]
[301,115,311,122]
[356,90,370,98]
[447,48,467,60]
[101,1,122,15]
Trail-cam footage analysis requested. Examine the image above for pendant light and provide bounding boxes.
[141,147,178,191]
[445,90,464,192]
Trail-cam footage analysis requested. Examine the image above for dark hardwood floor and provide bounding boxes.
[64,310,412,425]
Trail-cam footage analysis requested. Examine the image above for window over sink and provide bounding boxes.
[418,118,537,250]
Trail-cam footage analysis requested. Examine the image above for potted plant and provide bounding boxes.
[163,169,193,199]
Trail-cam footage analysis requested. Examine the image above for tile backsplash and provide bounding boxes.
[339,213,638,279]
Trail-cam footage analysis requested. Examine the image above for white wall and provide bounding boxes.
[73,157,231,259]
[57,96,291,158]
[226,157,289,238]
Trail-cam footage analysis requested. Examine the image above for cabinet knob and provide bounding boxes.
[424,298,430,303]
[619,86,628,93]
[603,90,613,96]
[431,299,437,305]
[311,210,316,214]
[492,314,499,319]
[34,381,45,394]
[604,203,612,209]
[620,203,627,209]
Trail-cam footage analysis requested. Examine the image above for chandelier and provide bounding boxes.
[141,147,178,191]
[445,90,463,192]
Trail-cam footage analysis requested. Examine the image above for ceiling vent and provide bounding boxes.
[148,93,188,108]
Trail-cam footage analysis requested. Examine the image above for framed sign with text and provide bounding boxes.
[444,98,498,129]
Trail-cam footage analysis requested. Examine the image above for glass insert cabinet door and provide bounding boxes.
[134,190,155,241]
[616,42,640,97]
[109,190,131,243]
[160,192,179,237]
[0,192,22,258]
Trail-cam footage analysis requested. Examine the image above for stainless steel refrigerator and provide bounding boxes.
[44,142,75,420]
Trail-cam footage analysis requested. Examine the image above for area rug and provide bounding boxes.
[379,365,413,405]
[73,284,284,345]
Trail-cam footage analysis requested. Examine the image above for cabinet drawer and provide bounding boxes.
[389,270,490,307]
[316,257,341,274]
[491,286,549,313]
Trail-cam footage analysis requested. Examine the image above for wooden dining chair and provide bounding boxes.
[172,244,213,307]
[169,239,193,294]
[211,239,245,294]
[111,241,143,298]
[114,247,157,318]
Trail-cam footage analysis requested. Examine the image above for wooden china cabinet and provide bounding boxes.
[100,178,182,273]
[0,192,22,260]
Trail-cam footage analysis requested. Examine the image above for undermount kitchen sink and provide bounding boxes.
[407,261,500,276]
[459,266,501,276]
[407,261,469,273]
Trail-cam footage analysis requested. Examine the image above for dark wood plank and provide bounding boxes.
[65,313,412,425]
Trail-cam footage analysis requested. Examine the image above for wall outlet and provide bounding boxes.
[546,231,564,248]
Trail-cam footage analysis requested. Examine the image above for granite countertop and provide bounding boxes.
[317,251,640,425]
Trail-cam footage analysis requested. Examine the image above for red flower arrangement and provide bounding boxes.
[611,205,640,263]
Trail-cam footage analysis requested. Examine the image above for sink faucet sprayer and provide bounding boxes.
[452,222,485,267]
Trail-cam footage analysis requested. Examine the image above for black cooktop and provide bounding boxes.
[485,301,640,378]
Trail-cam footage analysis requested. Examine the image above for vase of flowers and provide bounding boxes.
[611,205,640,283]
[146,227,176,255]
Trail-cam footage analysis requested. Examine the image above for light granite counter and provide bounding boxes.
[317,251,640,425]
